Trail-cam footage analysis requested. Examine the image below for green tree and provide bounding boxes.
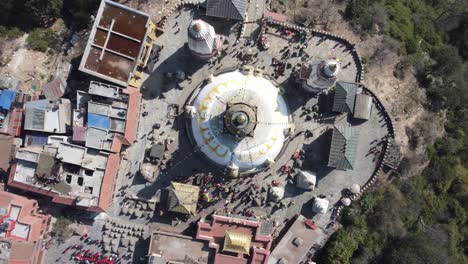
[321,230,359,264]
[51,216,72,242]
[431,44,463,75]
[25,0,63,27]
[63,0,100,29]
[26,28,59,52]
[382,229,450,264]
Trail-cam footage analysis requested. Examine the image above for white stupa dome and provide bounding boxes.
[303,58,341,93]
[187,20,218,58]
[188,69,290,174]
[322,59,340,78]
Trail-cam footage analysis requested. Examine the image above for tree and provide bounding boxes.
[24,0,63,27]
[431,44,463,76]
[0,0,16,26]
[321,230,359,264]
[63,0,100,29]
[382,228,450,264]
[26,28,59,52]
[51,216,72,242]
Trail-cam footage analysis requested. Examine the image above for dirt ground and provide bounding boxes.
[0,34,52,94]
[0,20,69,95]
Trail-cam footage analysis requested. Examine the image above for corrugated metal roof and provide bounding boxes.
[332,82,358,113]
[24,108,45,131]
[223,231,252,255]
[206,0,247,20]
[353,94,372,120]
[328,126,359,170]
[73,126,87,142]
[167,182,199,215]
[264,11,287,23]
[42,77,65,100]
[123,88,141,144]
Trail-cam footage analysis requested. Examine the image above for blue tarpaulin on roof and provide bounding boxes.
[88,113,110,129]
[0,89,16,110]
[25,133,49,147]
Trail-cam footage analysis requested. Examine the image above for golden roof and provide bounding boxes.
[223,231,252,255]
[168,182,200,215]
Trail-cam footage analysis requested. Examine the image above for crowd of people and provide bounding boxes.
[57,235,134,264]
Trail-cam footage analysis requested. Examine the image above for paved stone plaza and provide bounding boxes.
[45,7,390,264]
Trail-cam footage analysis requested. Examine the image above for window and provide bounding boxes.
[84,169,94,176]
[65,175,72,184]
[85,186,94,194]
[77,177,84,186]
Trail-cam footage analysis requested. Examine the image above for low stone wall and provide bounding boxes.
[155,5,396,219]
[332,85,396,219]
[261,20,397,219]
[264,20,365,83]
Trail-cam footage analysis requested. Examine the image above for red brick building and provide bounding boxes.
[196,215,272,264]
[0,191,51,264]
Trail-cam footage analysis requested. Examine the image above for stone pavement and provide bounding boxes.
[44,7,390,264]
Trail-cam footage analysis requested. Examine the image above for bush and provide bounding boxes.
[321,230,359,264]
[0,26,23,39]
[26,28,59,52]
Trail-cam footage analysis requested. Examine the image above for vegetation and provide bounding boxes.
[0,0,99,51]
[26,28,59,52]
[0,26,22,39]
[51,216,72,243]
[0,0,62,28]
[320,1,468,263]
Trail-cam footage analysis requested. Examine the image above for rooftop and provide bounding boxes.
[353,94,373,120]
[328,126,360,170]
[206,0,247,20]
[0,191,50,242]
[9,141,118,212]
[0,134,14,172]
[0,191,50,264]
[268,215,326,264]
[77,82,141,151]
[197,215,272,264]
[148,231,210,263]
[79,0,151,86]
[332,82,358,113]
[24,99,71,134]
[167,182,200,215]
[42,77,66,100]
